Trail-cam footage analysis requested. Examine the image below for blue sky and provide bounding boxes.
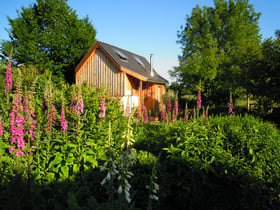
[0,0,279,82]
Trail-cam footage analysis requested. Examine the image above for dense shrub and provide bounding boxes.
[134,116,280,209]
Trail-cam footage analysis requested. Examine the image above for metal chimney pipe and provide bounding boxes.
[150,54,154,77]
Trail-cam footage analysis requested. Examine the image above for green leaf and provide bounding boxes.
[49,153,63,169]
[60,165,69,177]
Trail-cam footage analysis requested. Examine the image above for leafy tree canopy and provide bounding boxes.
[0,0,96,83]
[251,31,280,106]
[171,0,261,103]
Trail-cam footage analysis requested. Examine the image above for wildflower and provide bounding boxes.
[125,104,131,116]
[144,111,148,122]
[23,93,36,140]
[141,103,145,113]
[174,100,179,116]
[61,109,67,132]
[184,103,189,123]
[228,103,234,116]
[60,96,67,132]
[46,103,56,134]
[203,106,209,121]
[160,110,166,120]
[10,83,25,156]
[4,55,12,94]
[166,96,172,112]
[44,80,56,134]
[197,82,201,110]
[228,92,234,116]
[0,118,3,135]
[9,146,15,153]
[70,87,84,116]
[98,100,106,118]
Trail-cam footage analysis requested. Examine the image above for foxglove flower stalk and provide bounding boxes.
[4,56,12,94]
[46,102,56,134]
[61,109,67,132]
[70,90,84,116]
[204,106,209,121]
[184,103,189,123]
[160,110,166,120]
[228,103,234,116]
[98,101,106,118]
[197,84,201,110]
[0,118,3,135]
[166,96,172,112]
[10,84,25,156]
[24,93,36,141]
[126,105,131,116]
[45,81,56,134]
[144,111,148,122]
[174,100,179,116]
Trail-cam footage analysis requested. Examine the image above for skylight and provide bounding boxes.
[114,49,128,60]
[134,56,145,68]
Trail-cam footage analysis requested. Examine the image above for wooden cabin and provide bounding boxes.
[75,41,168,115]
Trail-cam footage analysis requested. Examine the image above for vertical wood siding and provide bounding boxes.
[77,49,125,96]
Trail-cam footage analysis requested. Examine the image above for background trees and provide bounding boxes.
[0,0,96,83]
[171,0,262,106]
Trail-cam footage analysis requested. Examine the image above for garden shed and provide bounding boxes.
[75,41,168,115]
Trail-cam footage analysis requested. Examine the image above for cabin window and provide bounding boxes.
[158,87,161,102]
[114,49,128,61]
[134,56,145,68]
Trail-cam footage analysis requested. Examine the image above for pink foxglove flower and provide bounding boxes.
[141,103,145,114]
[23,94,36,141]
[61,109,67,132]
[0,119,3,135]
[70,93,84,116]
[228,103,234,116]
[160,110,166,120]
[4,57,12,94]
[10,85,25,156]
[46,103,56,134]
[204,106,209,121]
[174,100,179,116]
[184,112,189,123]
[98,101,106,118]
[144,111,148,122]
[197,87,201,110]
[167,96,172,112]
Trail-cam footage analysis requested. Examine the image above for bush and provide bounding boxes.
[134,115,280,209]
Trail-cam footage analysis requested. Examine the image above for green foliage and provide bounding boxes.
[251,32,280,107]
[0,0,96,83]
[135,115,280,209]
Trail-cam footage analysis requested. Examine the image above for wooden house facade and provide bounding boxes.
[75,41,168,115]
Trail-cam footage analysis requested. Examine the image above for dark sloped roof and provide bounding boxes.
[98,41,168,84]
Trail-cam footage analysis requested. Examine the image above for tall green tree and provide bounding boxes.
[0,0,96,83]
[252,31,280,107]
[171,0,261,105]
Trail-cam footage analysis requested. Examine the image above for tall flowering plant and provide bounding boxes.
[228,92,234,116]
[197,81,202,110]
[60,94,67,132]
[184,103,189,123]
[9,77,25,157]
[98,100,106,118]
[45,80,56,134]
[166,96,172,112]
[4,53,13,94]
[0,118,2,136]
